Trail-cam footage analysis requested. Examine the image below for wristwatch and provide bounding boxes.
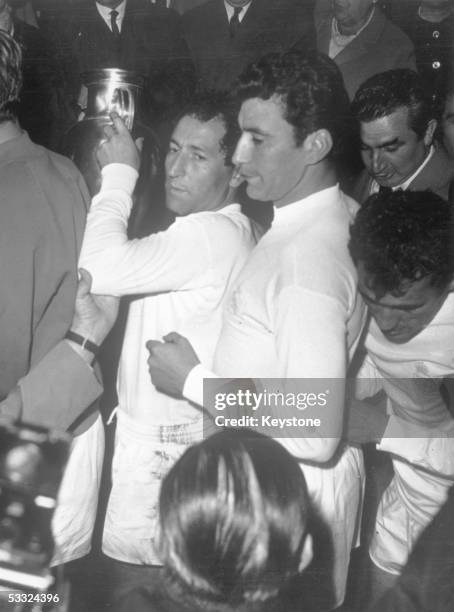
[65,330,100,356]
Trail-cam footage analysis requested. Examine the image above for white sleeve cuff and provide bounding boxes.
[100,163,138,195]
[183,363,219,407]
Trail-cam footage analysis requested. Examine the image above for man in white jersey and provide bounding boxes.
[347,189,454,605]
[79,90,256,596]
[147,50,366,610]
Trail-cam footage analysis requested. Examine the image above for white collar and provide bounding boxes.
[174,202,241,223]
[272,185,341,228]
[217,202,242,214]
[396,145,435,191]
[96,0,127,31]
[224,1,252,23]
[370,145,435,194]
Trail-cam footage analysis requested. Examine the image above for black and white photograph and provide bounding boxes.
[0,1,454,611]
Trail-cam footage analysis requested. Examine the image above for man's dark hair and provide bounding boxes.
[176,89,240,165]
[0,30,22,123]
[234,49,351,159]
[351,69,436,139]
[349,190,454,294]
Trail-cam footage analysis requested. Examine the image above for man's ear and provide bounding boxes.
[423,119,437,146]
[298,534,313,573]
[135,137,144,153]
[303,129,333,165]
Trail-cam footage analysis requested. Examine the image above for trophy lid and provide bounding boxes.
[82,68,145,90]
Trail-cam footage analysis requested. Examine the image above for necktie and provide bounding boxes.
[378,185,392,195]
[229,6,242,38]
[110,9,120,36]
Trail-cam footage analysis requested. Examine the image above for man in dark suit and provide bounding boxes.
[314,0,415,100]
[168,0,207,13]
[391,0,454,99]
[350,69,454,204]
[182,0,316,91]
[55,0,195,125]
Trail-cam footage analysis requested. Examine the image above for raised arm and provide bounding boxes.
[79,114,212,296]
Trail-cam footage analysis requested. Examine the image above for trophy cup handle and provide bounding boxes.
[113,88,135,131]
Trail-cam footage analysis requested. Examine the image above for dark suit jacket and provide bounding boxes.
[170,0,207,14]
[351,144,454,205]
[396,9,454,97]
[182,0,316,91]
[55,0,195,121]
[316,5,415,99]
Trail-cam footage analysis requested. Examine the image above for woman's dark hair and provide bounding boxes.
[158,429,310,608]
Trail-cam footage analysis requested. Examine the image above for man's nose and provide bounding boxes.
[372,307,400,333]
[232,133,250,167]
[371,149,385,174]
[167,151,186,178]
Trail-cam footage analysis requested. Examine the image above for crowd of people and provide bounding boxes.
[0,1,454,611]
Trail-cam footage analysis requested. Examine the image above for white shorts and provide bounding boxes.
[51,414,104,566]
[302,444,365,608]
[370,459,452,575]
[103,409,203,565]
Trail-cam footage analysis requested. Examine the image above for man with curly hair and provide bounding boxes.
[348,189,454,604]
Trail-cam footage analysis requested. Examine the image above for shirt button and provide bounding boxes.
[433,30,440,39]
[432,61,441,69]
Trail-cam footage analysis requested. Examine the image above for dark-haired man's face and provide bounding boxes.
[360,107,434,188]
[333,0,375,33]
[357,262,449,343]
[233,96,310,207]
[165,115,233,216]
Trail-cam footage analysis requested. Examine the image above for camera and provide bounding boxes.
[0,423,70,611]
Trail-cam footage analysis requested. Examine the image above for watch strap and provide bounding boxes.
[65,330,100,356]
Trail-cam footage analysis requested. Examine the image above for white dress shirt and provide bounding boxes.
[224,0,251,23]
[96,0,127,32]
